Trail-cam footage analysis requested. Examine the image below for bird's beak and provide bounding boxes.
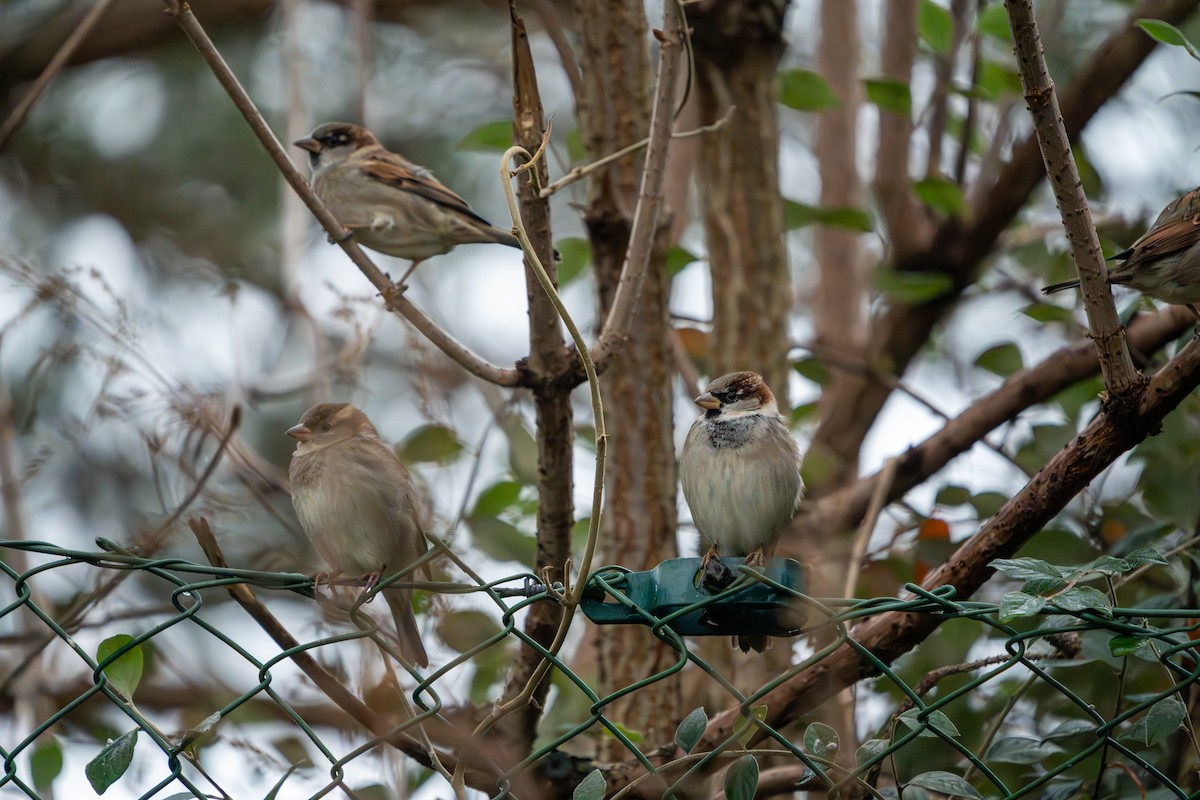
[287,423,313,442]
[293,136,321,154]
[694,392,721,410]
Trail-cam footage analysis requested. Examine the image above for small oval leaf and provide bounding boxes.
[85,730,138,794]
[97,634,143,700]
[907,770,981,798]
[573,768,606,800]
[724,754,759,800]
[675,707,707,754]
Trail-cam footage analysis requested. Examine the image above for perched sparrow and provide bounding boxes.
[679,371,804,653]
[1042,187,1200,315]
[287,402,429,667]
[294,122,521,286]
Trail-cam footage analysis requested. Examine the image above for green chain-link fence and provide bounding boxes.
[2,535,1197,798]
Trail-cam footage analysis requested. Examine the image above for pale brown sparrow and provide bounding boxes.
[294,122,521,286]
[287,402,429,667]
[679,371,804,652]
[1042,187,1200,314]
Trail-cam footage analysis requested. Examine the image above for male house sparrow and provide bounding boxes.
[679,372,804,652]
[294,122,521,286]
[287,402,429,667]
[1042,187,1200,314]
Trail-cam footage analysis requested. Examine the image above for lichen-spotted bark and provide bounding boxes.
[574,0,681,755]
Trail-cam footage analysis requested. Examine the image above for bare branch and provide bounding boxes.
[1004,0,1140,395]
[0,0,116,147]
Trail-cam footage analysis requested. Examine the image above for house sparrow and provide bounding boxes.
[294,122,521,286]
[1042,187,1200,315]
[679,371,804,652]
[287,402,429,667]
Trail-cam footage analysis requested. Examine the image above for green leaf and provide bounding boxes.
[1044,780,1085,800]
[999,592,1047,623]
[603,721,644,744]
[85,729,138,794]
[975,60,1023,100]
[1051,586,1112,617]
[913,177,967,217]
[1123,547,1169,568]
[990,557,1064,581]
[864,78,913,115]
[783,200,874,232]
[977,5,1011,41]
[666,245,700,276]
[472,480,524,518]
[737,705,768,748]
[856,738,889,768]
[935,485,972,507]
[436,610,503,653]
[907,770,981,798]
[566,128,587,162]
[968,491,1008,519]
[466,516,534,564]
[897,708,960,738]
[875,270,955,303]
[803,722,839,759]
[1085,555,1132,575]
[97,634,143,700]
[1108,634,1155,659]
[1121,696,1186,747]
[31,739,63,791]
[779,69,839,111]
[918,0,954,53]
[724,754,759,800]
[398,424,464,464]
[1137,19,1200,60]
[455,120,513,152]
[1021,576,1065,595]
[555,237,591,285]
[975,343,1022,377]
[985,736,1063,765]
[573,769,606,800]
[792,356,831,386]
[675,707,707,754]
[1021,303,1077,323]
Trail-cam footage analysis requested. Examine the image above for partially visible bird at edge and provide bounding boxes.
[1042,186,1200,316]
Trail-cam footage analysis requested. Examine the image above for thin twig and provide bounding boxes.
[538,105,735,198]
[1004,0,1139,394]
[843,457,897,599]
[0,0,116,147]
[161,0,521,388]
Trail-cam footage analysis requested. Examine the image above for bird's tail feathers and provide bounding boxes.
[1041,278,1080,295]
[385,591,429,668]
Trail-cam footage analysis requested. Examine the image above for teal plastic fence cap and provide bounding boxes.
[580,557,806,638]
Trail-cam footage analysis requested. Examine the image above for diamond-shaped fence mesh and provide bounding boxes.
[1,535,1197,799]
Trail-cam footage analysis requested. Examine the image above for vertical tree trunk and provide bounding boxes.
[490,6,572,758]
[691,0,792,403]
[574,0,681,754]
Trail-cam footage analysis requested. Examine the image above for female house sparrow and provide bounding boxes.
[679,372,804,652]
[287,403,429,667]
[294,122,521,286]
[1042,187,1200,314]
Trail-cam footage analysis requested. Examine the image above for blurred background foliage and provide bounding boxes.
[5,0,1200,797]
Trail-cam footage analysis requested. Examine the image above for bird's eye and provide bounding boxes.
[320,423,333,432]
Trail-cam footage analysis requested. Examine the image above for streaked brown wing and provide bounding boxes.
[1124,215,1200,263]
[360,152,494,227]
